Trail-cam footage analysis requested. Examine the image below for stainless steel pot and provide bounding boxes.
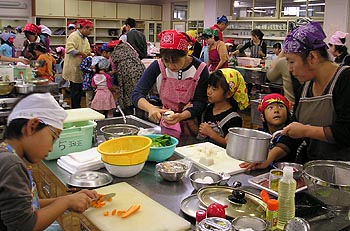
[15,83,35,94]
[226,127,281,162]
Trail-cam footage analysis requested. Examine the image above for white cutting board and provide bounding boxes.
[175,142,244,175]
[64,108,105,123]
[84,182,191,231]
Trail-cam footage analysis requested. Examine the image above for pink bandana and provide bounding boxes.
[329,31,349,46]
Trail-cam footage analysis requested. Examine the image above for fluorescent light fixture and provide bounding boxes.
[234,1,240,7]
[247,9,266,13]
[254,6,276,9]
[300,3,325,7]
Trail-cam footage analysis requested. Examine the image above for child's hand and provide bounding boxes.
[148,107,167,123]
[182,103,193,111]
[199,122,215,138]
[239,161,270,170]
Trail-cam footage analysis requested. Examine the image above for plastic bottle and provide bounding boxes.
[277,166,296,230]
[266,199,279,230]
[195,210,206,230]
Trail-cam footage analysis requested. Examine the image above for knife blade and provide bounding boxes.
[94,193,116,202]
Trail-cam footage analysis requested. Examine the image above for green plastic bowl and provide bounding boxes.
[143,134,179,162]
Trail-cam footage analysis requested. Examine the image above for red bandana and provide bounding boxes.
[158,30,189,50]
[258,93,292,113]
[77,19,94,28]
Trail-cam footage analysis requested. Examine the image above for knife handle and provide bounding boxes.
[66,188,81,193]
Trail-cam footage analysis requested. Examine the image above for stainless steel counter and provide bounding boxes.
[42,116,350,231]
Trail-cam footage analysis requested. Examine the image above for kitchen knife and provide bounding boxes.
[94,192,116,202]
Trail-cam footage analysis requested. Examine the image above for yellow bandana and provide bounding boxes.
[220,68,249,110]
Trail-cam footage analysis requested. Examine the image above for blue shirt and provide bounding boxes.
[0,43,13,57]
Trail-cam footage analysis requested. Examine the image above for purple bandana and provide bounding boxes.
[283,22,327,53]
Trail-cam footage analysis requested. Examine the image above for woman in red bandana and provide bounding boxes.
[62,19,93,108]
[132,30,209,137]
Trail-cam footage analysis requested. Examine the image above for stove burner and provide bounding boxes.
[0,98,17,110]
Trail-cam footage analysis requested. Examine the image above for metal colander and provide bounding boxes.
[100,124,140,140]
[303,160,350,210]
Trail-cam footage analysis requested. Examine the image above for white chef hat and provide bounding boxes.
[7,93,67,130]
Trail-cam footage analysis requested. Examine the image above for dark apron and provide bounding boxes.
[295,66,347,161]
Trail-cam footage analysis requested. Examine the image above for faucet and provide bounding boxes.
[116,105,127,124]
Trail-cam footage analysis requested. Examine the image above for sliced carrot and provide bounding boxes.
[103,211,109,216]
[117,210,126,216]
[107,197,113,202]
[120,205,141,219]
[112,209,117,216]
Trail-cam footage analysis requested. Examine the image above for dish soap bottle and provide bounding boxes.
[277,166,296,230]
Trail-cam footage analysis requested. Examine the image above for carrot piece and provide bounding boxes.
[108,197,113,202]
[112,209,117,216]
[103,211,109,216]
[117,210,126,216]
[120,205,141,219]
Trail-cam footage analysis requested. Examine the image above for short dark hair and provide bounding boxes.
[273,43,282,50]
[300,46,330,63]
[329,44,348,54]
[29,43,47,55]
[125,18,136,28]
[251,29,264,40]
[160,49,187,63]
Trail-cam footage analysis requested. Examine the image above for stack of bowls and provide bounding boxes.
[97,136,152,178]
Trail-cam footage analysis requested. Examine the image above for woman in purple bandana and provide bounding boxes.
[242,22,350,170]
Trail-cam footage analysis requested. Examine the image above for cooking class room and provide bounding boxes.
[1,0,350,230]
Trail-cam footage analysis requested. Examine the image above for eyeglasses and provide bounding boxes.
[40,120,60,143]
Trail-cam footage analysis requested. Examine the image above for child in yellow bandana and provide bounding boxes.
[197,68,249,147]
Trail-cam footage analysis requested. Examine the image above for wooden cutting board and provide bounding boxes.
[64,108,105,123]
[175,142,244,175]
[84,182,191,231]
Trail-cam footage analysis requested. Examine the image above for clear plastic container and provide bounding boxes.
[277,166,296,230]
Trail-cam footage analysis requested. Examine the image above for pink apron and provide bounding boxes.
[157,59,206,133]
[208,45,228,72]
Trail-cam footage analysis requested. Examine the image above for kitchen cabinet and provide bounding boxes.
[35,0,64,17]
[32,161,81,231]
[92,1,116,19]
[117,3,140,20]
[188,0,204,20]
[145,21,162,43]
[187,20,204,34]
[35,17,66,46]
[140,5,162,21]
[224,19,324,49]
[65,0,92,18]
[95,19,121,44]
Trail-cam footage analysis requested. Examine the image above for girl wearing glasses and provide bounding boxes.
[0,93,98,230]
[132,30,209,136]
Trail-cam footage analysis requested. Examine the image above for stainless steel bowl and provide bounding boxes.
[273,162,303,180]
[303,160,350,210]
[15,83,35,94]
[189,171,222,190]
[100,124,140,140]
[156,161,188,182]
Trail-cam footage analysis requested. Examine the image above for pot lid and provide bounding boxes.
[197,186,266,219]
[67,171,113,188]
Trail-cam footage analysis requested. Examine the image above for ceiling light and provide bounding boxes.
[234,1,240,7]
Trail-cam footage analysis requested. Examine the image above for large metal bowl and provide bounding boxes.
[303,160,350,210]
[189,171,222,190]
[0,81,15,95]
[100,124,140,140]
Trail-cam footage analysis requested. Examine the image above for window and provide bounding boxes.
[281,0,325,18]
[233,0,254,18]
[253,0,277,18]
[173,2,187,21]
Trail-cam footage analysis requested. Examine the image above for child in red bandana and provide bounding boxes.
[240,93,301,169]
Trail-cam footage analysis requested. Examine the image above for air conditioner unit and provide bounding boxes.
[0,1,27,9]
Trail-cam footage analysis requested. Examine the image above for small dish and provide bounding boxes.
[180,194,202,218]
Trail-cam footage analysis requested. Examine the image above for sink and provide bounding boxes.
[94,115,161,144]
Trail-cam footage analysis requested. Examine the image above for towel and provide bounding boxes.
[57,147,104,174]
[57,159,104,174]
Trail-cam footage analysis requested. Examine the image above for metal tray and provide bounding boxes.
[67,171,113,188]
[248,172,307,197]
[180,194,204,218]
[197,186,266,219]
